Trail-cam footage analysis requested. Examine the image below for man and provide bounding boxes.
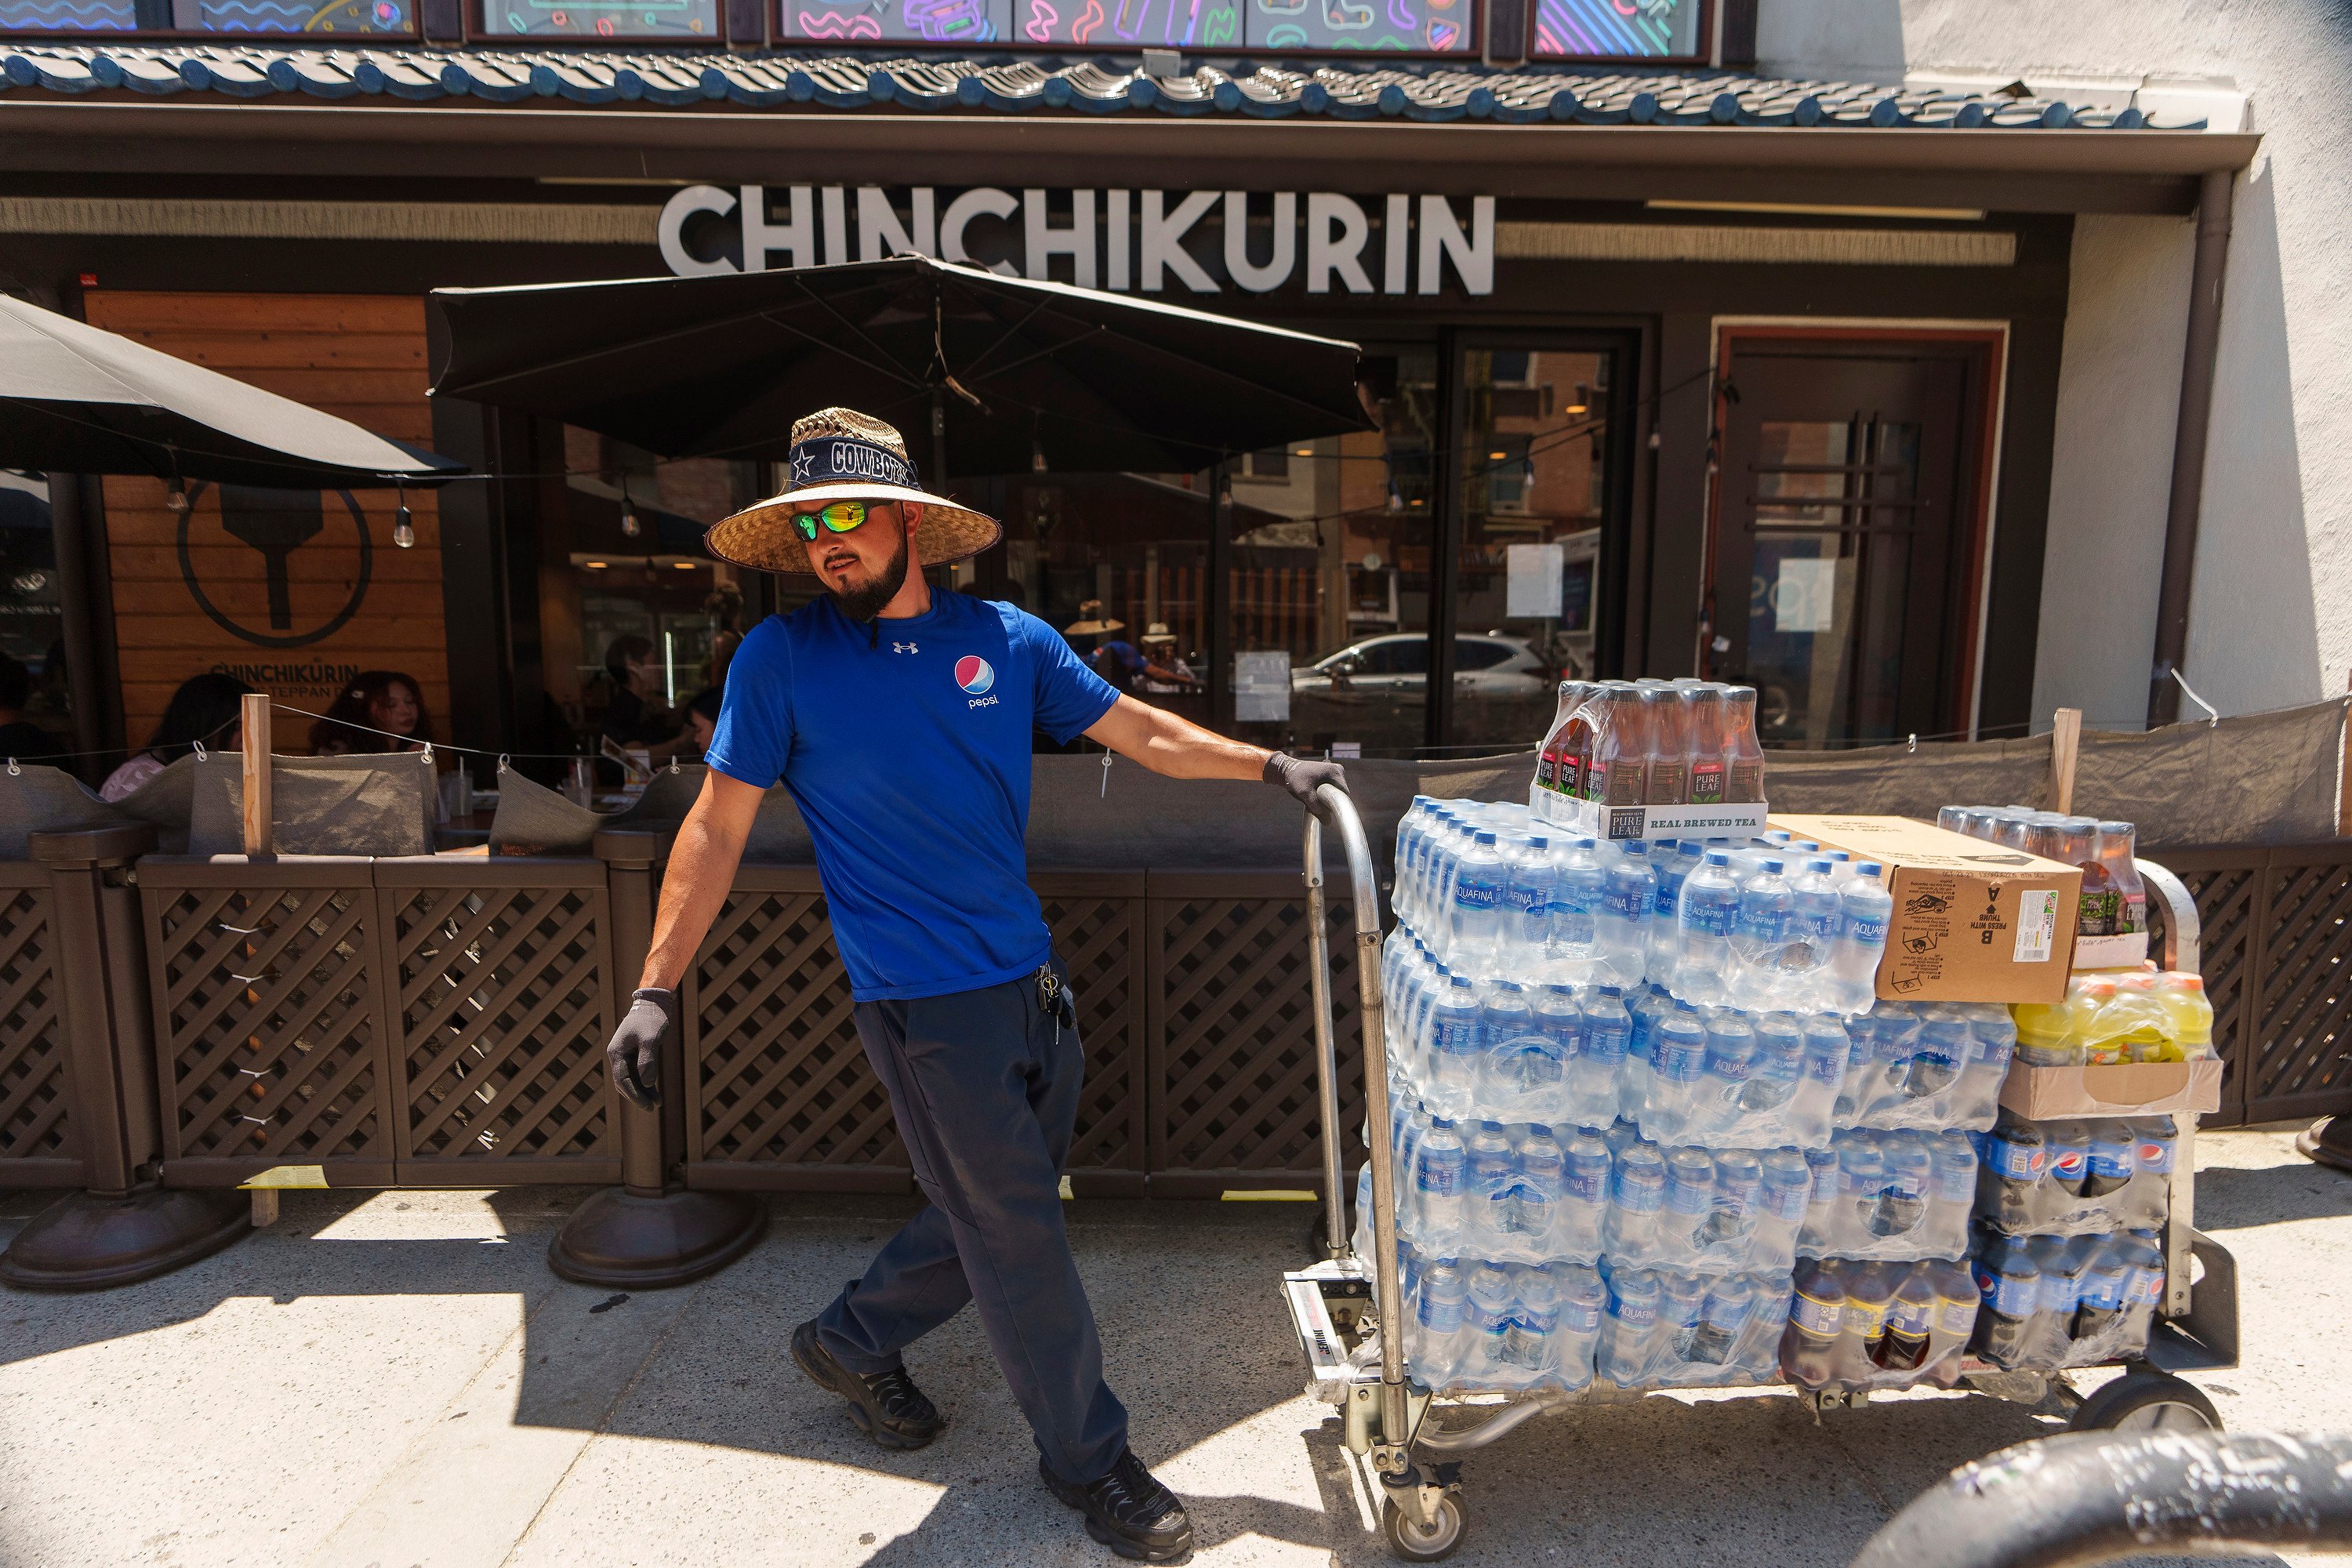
[603,408,1344,1564]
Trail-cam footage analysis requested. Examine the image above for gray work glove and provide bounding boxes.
[1264,753,1348,808]
[607,988,675,1111]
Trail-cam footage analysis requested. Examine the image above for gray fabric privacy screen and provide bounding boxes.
[486,764,738,856]
[187,752,437,858]
[0,754,201,857]
[1762,734,2056,820]
[2074,698,2347,847]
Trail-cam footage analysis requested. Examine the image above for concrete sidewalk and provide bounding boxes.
[2,1126,2347,1567]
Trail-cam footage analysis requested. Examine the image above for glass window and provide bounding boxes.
[1451,343,1615,751]
[1225,347,1439,757]
[0,473,71,757]
[481,0,715,36]
[538,429,750,780]
[962,470,1214,742]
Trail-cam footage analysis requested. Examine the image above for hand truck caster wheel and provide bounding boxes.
[1381,1492,1467,1562]
[2067,1369,2222,1434]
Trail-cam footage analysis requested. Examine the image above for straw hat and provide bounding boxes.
[1062,600,1125,637]
[705,407,1002,574]
[1140,621,1177,645]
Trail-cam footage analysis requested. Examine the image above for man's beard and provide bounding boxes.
[826,531,909,622]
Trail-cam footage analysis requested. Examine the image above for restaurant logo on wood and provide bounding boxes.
[176,482,375,651]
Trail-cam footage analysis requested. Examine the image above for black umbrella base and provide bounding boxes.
[1,1188,250,1291]
[2296,1116,2352,1174]
[548,1187,768,1289]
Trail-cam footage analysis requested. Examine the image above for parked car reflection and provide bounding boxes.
[1292,633,1548,697]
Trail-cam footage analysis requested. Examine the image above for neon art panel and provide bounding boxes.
[481,0,715,34]
[1533,0,1697,57]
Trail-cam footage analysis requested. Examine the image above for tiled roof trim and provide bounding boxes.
[0,43,2197,127]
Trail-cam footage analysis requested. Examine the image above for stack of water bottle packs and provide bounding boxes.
[1966,1113,2176,1370]
[1366,797,2005,1397]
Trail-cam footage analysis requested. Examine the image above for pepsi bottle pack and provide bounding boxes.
[1780,1257,1980,1393]
[1969,1227,2165,1370]
[1795,1129,1978,1263]
[1595,1265,1793,1390]
[1831,1004,2016,1134]
[1974,1112,2175,1236]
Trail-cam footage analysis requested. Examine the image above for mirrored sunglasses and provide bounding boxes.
[792,499,870,542]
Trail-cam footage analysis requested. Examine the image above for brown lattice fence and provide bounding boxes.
[140,853,620,1186]
[378,857,621,1185]
[681,869,1153,1195]
[1148,871,1367,1196]
[2148,842,2352,1126]
[0,860,74,1186]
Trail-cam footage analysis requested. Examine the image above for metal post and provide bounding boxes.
[549,826,768,1288]
[1,826,248,1290]
[1301,811,1347,1258]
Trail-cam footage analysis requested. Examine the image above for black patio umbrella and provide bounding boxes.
[0,294,462,490]
[425,255,1374,482]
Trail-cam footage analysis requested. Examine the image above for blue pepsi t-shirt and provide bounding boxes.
[705,592,1120,1001]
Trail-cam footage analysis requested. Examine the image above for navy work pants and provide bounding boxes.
[812,958,1130,1484]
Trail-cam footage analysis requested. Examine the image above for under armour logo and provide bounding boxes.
[892,641,919,654]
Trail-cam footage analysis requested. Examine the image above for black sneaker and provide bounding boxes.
[789,1319,946,1450]
[1040,1447,1195,1563]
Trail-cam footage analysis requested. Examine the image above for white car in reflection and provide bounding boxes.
[1290,633,1550,697]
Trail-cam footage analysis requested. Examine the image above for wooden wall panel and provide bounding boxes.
[82,292,449,751]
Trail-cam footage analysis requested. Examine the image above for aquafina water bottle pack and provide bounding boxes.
[1795,1128,1979,1263]
[1595,1265,1792,1389]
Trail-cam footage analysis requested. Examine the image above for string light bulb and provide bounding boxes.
[619,477,641,539]
[1031,440,1047,475]
[392,482,416,550]
[165,480,190,514]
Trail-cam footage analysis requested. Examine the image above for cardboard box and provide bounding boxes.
[1769,813,2083,1005]
[1999,1058,2223,1120]
[1530,789,1770,841]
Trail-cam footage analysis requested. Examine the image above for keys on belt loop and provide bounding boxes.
[1036,965,1076,1041]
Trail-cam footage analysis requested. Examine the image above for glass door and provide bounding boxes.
[1446,337,1627,751]
[1709,335,1994,747]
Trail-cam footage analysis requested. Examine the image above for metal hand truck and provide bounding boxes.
[1280,786,2241,1562]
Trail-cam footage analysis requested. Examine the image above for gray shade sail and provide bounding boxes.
[0,294,461,489]
[426,254,1373,476]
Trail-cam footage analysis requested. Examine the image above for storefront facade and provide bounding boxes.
[0,23,2257,772]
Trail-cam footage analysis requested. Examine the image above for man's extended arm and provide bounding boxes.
[604,769,765,1108]
[1083,694,1346,805]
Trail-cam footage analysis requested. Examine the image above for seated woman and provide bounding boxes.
[102,672,256,800]
[309,670,439,760]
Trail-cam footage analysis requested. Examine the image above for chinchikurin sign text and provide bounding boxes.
[657,185,1497,296]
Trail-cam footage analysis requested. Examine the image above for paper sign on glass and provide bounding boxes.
[1773,557,1838,634]
[1235,651,1291,722]
[1505,543,1565,619]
